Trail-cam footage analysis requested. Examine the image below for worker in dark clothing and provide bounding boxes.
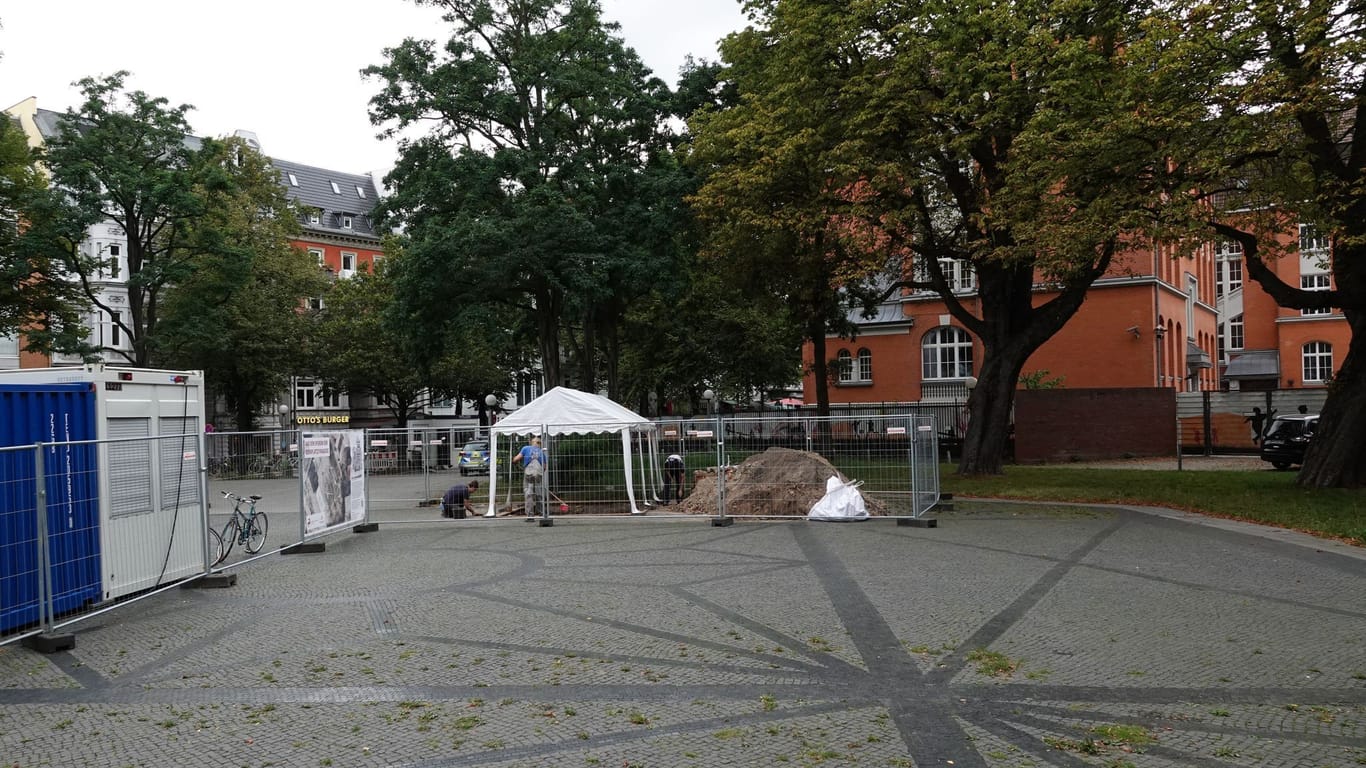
[663,454,686,505]
[441,480,479,519]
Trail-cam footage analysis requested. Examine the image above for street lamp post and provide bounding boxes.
[485,394,499,436]
[277,403,293,476]
[702,388,714,416]
[278,403,291,450]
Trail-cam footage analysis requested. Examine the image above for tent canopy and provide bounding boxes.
[492,386,651,436]
[485,387,656,516]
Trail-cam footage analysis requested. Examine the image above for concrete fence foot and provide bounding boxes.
[22,633,75,654]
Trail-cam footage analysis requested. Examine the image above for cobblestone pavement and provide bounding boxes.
[3,502,1365,767]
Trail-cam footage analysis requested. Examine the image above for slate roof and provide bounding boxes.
[272,158,382,241]
[30,108,381,242]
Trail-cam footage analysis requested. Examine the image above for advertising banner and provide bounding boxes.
[301,430,366,537]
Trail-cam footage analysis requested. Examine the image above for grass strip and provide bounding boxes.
[941,464,1366,546]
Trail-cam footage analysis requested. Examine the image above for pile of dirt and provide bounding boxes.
[672,446,887,517]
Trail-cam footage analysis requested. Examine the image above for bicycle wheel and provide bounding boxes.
[206,526,224,567]
[215,518,238,565]
[245,512,269,554]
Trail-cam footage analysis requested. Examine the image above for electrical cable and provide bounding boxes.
[154,380,192,587]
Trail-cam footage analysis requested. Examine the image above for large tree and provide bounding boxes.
[1164,0,1366,487]
[367,0,682,394]
[1,104,92,355]
[311,258,514,427]
[35,72,223,366]
[687,5,889,417]
[156,138,328,431]
[704,0,1190,474]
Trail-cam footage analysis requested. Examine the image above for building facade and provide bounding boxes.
[802,225,1347,406]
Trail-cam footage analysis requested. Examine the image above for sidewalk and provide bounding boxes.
[2,501,1364,767]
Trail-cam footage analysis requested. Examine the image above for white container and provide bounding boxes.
[0,364,207,600]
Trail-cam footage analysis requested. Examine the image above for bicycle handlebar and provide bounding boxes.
[220,490,263,503]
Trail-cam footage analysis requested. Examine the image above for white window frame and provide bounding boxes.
[1227,314,1244,351]
[356,185,367,198]
[340,251,357,278]
[288,173,299,186]
[319,384,343,409]
[1216,240,1242,298]
[856,348,872,382]
[837,349,854,383]
[1300,273,1332,316]
[922,327,974,380]
[295,379,318,409]
[1299,223,1329,255]
[308,212,320,225]
[1186,274,1198,335]
[330,181,342,194]
[1302,341,1333,383]
[0,333,18,367]
[308,248,324,267]
[914,258,975,294]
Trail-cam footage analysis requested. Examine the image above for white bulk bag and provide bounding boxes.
[807,475,869,522]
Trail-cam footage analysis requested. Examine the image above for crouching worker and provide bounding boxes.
[441,480,479,519]
[663,453,685,505]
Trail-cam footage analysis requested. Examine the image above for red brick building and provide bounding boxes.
[803,224,1348,404]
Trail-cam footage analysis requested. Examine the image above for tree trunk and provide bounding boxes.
[536,287,563,388]
[1297,309,1366,487]
[809,319,831,418]
[957,351,1026,476]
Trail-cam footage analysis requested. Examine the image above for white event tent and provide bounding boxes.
[485,387,657,517]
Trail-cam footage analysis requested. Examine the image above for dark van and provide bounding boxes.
[1259,413,1318,469]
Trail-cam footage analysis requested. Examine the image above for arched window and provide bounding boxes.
[837,349,854,382]
[1303,342,1333,383]
[856,348,872,382]
[922,327,973,380]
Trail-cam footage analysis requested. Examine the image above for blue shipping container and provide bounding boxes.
[0,384,103,635]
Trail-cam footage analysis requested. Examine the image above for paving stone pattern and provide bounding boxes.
[2,503,1365,767]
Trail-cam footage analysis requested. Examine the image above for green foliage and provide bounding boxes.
[368,0,685,394]
[156,137,325,429]
[1019,370,1065,390]
[1149,0,1366,487]
[309,262,432,426]
[688,2,886,414]
[33,72,223,366]
[0,111,92,354]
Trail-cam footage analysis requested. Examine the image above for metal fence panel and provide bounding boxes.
[1,442,102,643]
[363,427,485,510]
[207,429,304,567]
[3,432,216,646]
[718,414,938,519]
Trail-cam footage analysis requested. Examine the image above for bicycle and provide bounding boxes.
[213,490,270,565]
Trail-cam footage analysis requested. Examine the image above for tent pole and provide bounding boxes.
[484,432,499,517]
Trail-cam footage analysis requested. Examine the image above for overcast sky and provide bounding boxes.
[0,0,749,174]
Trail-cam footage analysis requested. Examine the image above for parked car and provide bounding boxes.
[458,440,490,475]
[1259,413,1318,470]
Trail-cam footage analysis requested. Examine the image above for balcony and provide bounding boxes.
[920,380,971,402]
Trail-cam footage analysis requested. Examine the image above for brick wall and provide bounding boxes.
[1014,388,1176,463]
